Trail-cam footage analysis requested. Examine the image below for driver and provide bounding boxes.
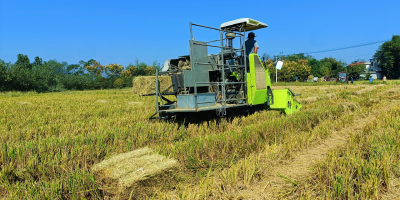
[245,32,259,56]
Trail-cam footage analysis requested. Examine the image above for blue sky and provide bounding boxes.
[1,0,399,67]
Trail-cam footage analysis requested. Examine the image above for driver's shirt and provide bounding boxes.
[244,39,259,56]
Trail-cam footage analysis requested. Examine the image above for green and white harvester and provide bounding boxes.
[150,18,301,119]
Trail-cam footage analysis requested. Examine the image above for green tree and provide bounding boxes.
[320,66,330,76]
[320,57,346,77]
[345,64,365,78]
[345,60,367,78]
[296,59,311,81]
[33,56,43,66]
[0,60,11,91]
[284,53,313,62]
[39,60,68,92]
[308,58,322,77]
[14,54,32,69]
[85,60,105,76]
[281,61,297,81]
[79,59,95,69]
[1,54,161,92]
[9,54,35,90]
[105,63,124,78]
[374,35,400,79]
[67,64,84,75]
[351,59,366,64]
[113,78,125,88]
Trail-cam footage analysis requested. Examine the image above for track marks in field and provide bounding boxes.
[227,90,400,199]
[264,114,382,199]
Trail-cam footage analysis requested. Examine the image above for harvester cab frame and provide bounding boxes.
[150,18,301,119]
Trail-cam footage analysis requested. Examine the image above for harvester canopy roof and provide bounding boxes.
[220,18,268,31]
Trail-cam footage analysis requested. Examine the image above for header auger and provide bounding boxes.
[150,18,302,119]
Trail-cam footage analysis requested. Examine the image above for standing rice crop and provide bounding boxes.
[0,83,398,199]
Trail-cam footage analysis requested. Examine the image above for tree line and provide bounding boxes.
[262,35,400,81]
[1,35,398,92]
[0,55,159,92]
[262,54,366,82]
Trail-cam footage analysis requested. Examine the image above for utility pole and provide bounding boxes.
[275,56,278,83]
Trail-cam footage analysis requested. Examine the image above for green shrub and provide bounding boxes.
[365,72,371,80]
[113,78,125,89]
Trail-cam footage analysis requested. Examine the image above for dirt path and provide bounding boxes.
[231,100,400,199]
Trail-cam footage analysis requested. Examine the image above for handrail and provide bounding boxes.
[194,62,246,68]
[195,82,246,85]
[189,22,249,113]
[155,69,159,112]
[192,42,243,51]
[191,23,220,31]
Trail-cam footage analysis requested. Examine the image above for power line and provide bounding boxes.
[305,39,389,54]
[336,53,375,59]
[281,39,389,57]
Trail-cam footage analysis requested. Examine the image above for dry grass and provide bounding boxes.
[127,101,142,105]
[155,84,399,199]
[1,82,399,199]
[95,99,108,103]
[338,101,358,112]
[132,76,173,95]
[369,98,380,103]
[289,103,400,199]
[15,101,32,105]
[298,97,317,104]
[384,87,400,95]
[353,84,385,95]
[326,93,337,100]
[91,147,178,198]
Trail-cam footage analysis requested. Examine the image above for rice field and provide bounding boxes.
[1,81,400,199]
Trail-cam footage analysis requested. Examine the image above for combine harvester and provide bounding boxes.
[150,18,302,119]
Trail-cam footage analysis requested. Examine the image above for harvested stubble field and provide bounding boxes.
[1,81,400,199]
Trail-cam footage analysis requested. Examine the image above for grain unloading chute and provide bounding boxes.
[150,18,302,119]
